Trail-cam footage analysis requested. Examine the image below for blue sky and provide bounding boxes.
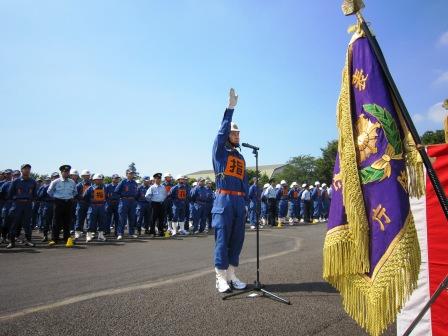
[1,0,447,177]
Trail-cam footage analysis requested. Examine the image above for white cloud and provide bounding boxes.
[413,102,448,125]
[438,31,448,46]
[427,102,448,123]
[413,113,424,123]
[433,71,448,86]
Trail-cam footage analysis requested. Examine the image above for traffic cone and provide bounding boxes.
[66,237,74,248]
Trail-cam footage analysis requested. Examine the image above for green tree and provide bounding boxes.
[246,169,269,186]
[315,140,338,184]
[421,130,445,145]
[276,155,318,185]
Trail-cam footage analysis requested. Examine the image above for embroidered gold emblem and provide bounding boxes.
[372,204,391,231]
[356,114,380,163]
[397,170,408,192]
[352,69,368,91]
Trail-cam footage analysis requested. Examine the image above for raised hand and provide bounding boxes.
[228,88,238,109]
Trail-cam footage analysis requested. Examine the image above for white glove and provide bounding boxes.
[228,88,238,109]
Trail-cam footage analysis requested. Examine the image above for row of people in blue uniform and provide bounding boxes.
[247,178,332,228]
[0,166,217,248]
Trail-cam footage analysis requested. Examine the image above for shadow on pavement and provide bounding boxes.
[265,282,338,294]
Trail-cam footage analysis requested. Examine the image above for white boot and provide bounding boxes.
[74,231,82,239]
[215,268,231,293]
[86,232,93,242]
[171,222,178,236]
[98,231,106,241]
[179,222,188,235]
[300,218,304,223]
[227,265,247,290]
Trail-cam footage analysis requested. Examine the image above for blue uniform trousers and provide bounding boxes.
[118,199,136,235]
[172,202,186,223]
[278,199,288,218]
[40,202,54,236]
[193,202,207,232]
[87,204,106,232]
[75,201,89,231]
[105,201,119,235]
[212,194,245,270]
[248,200,257,225]
[9,201,33,241]
[136,201,151,231]
[1,202,12,239]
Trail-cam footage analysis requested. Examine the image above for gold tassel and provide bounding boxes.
[325,212,421,336]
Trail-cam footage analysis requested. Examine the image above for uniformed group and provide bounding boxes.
[0,165,216,249]
[250,179,332,228]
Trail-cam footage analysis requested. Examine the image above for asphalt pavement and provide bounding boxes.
[0,223,396,336]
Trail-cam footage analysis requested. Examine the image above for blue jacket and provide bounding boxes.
[288,188,300,203]
[105,183,120,202]
[205,186,214,205]
[170,184,188,206]
[83,184,107,205]
[115,179,138,199]
[212,109,249,201]
[277,187,289,201]
[191,185,208,204]
[37,184,53,202]
[248,184,258,202]
[76,180,92,201]
[8,177,37,201]
[137,185,150,203]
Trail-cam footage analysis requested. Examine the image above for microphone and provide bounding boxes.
[242,142,259,151]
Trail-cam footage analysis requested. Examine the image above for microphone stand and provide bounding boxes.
[223,145,291,305]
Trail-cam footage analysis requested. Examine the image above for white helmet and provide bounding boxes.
[280,180,287,185]
[291,182,298,187]
[276,184,281,189]
[322,183,327,187]
[70,169,79,176]
[309,185,314,189]
[164,173,173,178]
[302,183,307,188]
[315,181,321,186]
[263,183,269,189]
[192,182,198,187]
[176,174,187,180]
[92,174,104,180]
[230,122,239,132]
[81,169,91,177]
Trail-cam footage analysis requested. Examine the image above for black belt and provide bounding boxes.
[55,198,73,203]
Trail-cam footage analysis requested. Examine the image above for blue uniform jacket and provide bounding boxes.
[137,185,150,203]
[7,177,37,201]
[114,179,138,199]
[76,180,92,202]
[170,184,188,206]
[191,185,208,204]
[37,184,53,202]
[105,183,120,202]
[212,109,248,201]
[83,184,107,205]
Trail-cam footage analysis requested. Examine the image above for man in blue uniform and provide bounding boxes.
[212,88,248,293]
[260,183,269,227]
[6,164,38,248]
[321,183,330,221]
[105,174,120,236]
[188,181,197,230]
[74,170,91,239]
[37,174,57,242]
[83,174,107,242]
[69,169,80,232]
[162,173,174,231]
[204,180,214,232]
[0,169,12,244]
[311,181,322,223]
[277,180,289,226]
[136,176,151,235]
[191,177,208,234]
[115,169,138,240]
[32,178,43,230]
[248,177,258,230]
[288,182,300,225]
[169,175,189,236]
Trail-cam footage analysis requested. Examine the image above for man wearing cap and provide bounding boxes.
[321,183,330,222]
[248,177,258,230]
[211,88,248,293]
[47,165,77,246]
[169,175,189,236]
[37,173,58,242]
[0,169,14,244]
[162,173,174,231]
[105,174,121,236]
[83,174,107,242]
[191,177,210,234]
[204,180,214,232]
[311,181,322,223]
[288,182,300,225]
[115,169,138,240]
[69,169,80,232]
[136,176,152,235]
[276,180,289,226]
[300,184,311,223]
[263,179,278,227]
[260,183,269,226]
[188,181,197,230]
[6,164,38,248]
[145,173,167,237]
[74,170,92,239]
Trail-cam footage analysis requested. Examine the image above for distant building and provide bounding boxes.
[187,164,286,182]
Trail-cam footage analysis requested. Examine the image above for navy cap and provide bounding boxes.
[4,169,12,174]
[13,170,21,176]
[21,163,31,170]
[143,176,150,181]
[44,176,51,181]
[126,169,135,174]
[59,164,71,172]
[111,174,120,179]
[153,173,162,179]
[51,172,60,178]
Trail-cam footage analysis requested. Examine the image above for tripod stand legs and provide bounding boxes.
[222,282,291,305]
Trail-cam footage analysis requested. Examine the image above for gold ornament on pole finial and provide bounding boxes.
[443,99,448,143]
[341,0,365,16]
